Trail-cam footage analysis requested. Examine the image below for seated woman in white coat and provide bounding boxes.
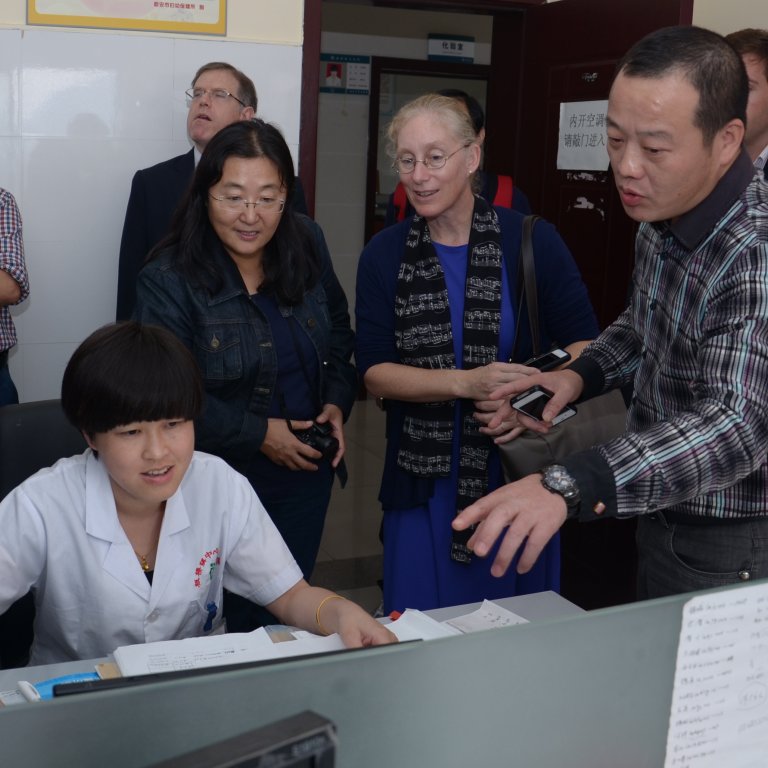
[0,321,396,665]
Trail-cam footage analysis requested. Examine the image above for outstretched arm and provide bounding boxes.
[452,474,568,576]
[267,581,397,648]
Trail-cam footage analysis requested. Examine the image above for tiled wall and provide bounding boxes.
[1,26,301,402]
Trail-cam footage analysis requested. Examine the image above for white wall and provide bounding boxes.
[692,0,766,33]
[1,8,303,402]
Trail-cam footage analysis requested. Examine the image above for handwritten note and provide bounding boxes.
[444,599,529,633]
[664,582,768,767]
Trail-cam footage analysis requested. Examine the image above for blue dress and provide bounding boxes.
[382,242,559,612]
[355,210,600,613]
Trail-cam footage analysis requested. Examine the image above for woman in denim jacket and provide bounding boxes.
[135,120,356,628]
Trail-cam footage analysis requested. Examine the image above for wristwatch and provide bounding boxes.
[540,464,580,518]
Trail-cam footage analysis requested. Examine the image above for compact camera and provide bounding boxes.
[293,421,339,462]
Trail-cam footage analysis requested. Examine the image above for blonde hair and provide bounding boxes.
[386,94,479,191]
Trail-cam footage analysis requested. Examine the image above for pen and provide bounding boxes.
[17,680,41,703]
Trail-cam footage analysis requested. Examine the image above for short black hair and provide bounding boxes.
[437,88,485,134]
[617,25,747,145]
[62,322,203,436]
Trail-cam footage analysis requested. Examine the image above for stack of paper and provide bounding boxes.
[112,599,529,677]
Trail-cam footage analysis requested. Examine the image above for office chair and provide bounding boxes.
[0,399,87,669]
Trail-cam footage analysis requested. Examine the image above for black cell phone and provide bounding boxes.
[511,385,577,425]
[523,348,571,372]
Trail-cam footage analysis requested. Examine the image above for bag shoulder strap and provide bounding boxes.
[393,182,408,222]
[510,214,542,360]
[493,174,514,208]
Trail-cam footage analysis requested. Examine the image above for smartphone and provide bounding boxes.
[511,385,577,426]
[523,348,571,372]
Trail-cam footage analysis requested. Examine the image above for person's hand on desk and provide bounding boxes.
[322,595,398,648]
[267,583,398,648]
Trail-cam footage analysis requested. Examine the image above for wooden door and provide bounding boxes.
[493,0,694,330]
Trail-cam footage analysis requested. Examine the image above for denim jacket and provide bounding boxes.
[134,215,356,465]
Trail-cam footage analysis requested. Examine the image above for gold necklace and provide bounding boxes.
[135,551,151,572]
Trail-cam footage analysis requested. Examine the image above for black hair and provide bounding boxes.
[192,61,258,111]
[437,88,485,134]
[61,322,203,437]
[150,119,319,305]
[616,25,747,146]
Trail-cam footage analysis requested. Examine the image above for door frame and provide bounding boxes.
[300,0,322,216]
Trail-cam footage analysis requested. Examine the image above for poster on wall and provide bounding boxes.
[319,54,371,95]
[27,1,226,36]
[556,99,609,171]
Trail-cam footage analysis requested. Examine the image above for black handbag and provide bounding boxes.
[499,216,627,482]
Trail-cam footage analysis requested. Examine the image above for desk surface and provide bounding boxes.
[0,591,582,696]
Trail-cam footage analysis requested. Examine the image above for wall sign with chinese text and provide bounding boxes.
[319,54,371,96]
[28,1,226,36]
[427,34,475,64]
[557,99,609,172]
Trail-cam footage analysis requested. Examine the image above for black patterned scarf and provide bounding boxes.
[394,196,504,562]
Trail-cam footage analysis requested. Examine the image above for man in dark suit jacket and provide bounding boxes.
[726,29,768,181]
[116,61,308,320]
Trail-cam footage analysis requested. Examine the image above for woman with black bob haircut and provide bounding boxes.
[61,320,203,438]
[0,321,394,664]
[135,119,356,630]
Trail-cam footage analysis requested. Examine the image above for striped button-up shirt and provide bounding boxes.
[568,151,768,521]
[0,188,30,354]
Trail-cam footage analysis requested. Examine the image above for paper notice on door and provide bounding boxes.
[664,582,768,768]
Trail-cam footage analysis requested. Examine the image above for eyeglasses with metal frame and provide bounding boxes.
[209,193,286,214]
[392,143,471,174]
[185,88,247,108]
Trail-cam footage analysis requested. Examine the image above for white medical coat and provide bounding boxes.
[0,450,302,664]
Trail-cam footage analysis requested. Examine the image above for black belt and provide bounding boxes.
[0,349,8,368]
[648,509,765,526]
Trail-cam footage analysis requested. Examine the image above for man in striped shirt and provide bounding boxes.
[0,188,30,407]
[453,26,768,601]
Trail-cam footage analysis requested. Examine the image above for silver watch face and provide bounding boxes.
[542,465,579,501]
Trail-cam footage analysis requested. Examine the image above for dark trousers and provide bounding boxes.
[0,354,19,407]
[559,517,638,609]
[636,512,768,600]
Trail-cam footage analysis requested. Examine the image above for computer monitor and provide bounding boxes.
[148,710,336,768]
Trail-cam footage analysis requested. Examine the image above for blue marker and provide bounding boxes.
[203,601,218,632]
